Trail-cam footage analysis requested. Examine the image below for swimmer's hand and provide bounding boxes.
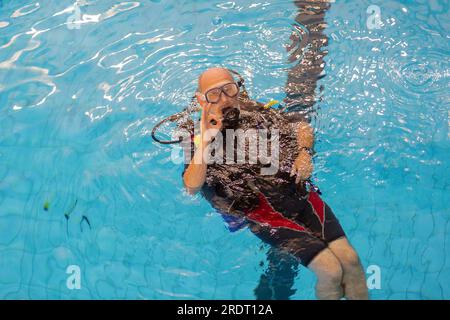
[291,121,314,183]
[290,150,313,184]
[296,122,314,149]
[183,103,223,195]
[201,102,223,145]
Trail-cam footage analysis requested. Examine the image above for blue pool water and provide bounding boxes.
[0,0,449,299]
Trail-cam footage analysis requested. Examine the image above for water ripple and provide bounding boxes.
[11,3,40,18]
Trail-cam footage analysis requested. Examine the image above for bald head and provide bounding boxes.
[198,67,234,93]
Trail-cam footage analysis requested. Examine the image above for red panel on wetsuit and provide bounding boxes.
[245,193,306,232]
[307,191,325,225]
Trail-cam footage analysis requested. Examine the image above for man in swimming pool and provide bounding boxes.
[181,67,368,300]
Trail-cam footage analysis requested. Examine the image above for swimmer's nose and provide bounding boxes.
[219,91,230,104]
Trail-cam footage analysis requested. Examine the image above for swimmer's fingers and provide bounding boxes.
[290,163,308,184]
[201,103,212,123]
[203,102,212,113]
[291,152,313,183]
[201,103,214,134]
[290,163,302,184]
[295,170,302,184]
[202,116,223,144]
[202,103,223,128]
[290,164,297,177]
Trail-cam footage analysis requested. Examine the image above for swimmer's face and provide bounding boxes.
[196,67,240,116]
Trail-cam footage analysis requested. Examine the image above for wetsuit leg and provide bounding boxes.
[247,191,346,266]
[250,221,328,267]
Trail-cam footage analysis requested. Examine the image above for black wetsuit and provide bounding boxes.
[181,104,345,267]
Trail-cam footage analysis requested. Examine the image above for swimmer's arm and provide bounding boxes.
[182,142,210,195]
[183,100,223,194]
[291,121,315,183]
[295,121,314,150]
[277,109,314,182]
